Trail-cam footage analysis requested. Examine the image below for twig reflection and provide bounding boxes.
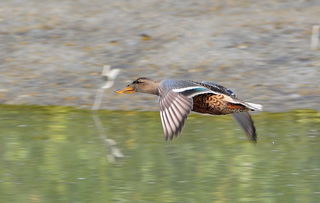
[91,113,123,162]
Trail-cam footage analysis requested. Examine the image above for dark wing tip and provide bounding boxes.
[232,112,258,143]
[250,125,257,143]
[248,129,257,143]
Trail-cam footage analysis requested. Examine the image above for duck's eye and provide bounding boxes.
[133,80,143,84]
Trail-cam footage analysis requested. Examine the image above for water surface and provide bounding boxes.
[0,105,319,202]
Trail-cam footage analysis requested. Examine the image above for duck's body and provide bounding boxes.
[116,78,262,142]
[193,94,245,114]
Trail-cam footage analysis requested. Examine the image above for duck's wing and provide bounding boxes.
[232,112,257,142]
[158,90,193,140]
[196,81,236,98]
[158,80,214,140]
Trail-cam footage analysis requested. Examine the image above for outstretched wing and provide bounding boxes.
[196,81,236,98]
[158,79,215,140]
[232,112,257,142]
[159,90,193,140]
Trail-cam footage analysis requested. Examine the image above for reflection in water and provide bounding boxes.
[91,113,123,162]
[0,105,319,202]
[91,64,123,162]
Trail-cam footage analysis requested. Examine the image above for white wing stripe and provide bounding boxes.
[173,86,218,97]
[172,86,200,92]
[187,90,213,98]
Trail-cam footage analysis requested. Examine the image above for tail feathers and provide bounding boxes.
[245,102,263,111]
[224,95,262,111]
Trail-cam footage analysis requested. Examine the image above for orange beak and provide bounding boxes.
[115,86,136,94]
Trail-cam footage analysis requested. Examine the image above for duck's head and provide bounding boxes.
[116,77,159,95]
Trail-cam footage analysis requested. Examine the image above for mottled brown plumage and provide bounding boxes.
[193,94,247,115]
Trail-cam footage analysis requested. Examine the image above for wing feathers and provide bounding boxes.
[159,91,193,140]
[159,111,168,137]
[168,106,180,129]
[173,86,215,98]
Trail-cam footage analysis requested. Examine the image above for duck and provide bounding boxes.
[116,77,262,142]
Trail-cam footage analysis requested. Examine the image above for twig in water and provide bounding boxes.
[92,65,120,110]
[91,65,123,162]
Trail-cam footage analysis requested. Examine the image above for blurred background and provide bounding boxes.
[0,0,319,111]
[0,0,319,202]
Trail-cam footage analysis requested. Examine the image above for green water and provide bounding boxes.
[0,105,319,203]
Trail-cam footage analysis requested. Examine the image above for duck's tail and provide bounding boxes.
[224,95,263,112]
[244,102,263,111]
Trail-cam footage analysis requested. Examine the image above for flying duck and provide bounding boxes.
[116,77,262,142]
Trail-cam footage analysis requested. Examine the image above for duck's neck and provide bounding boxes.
[145,80,160,96]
